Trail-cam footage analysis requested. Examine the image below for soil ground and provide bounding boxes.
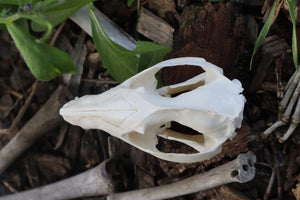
[1,0,300,199]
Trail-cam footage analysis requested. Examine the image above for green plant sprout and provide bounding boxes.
[0,0,94,81]
[88,3,171,82]
[0,0,171,82]
[250,0,298,70]
[286,0,298,70]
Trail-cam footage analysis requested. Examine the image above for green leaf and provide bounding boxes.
[42,0,95,23]
[88,3,139,82]
[0,0,20,5]
[6,20,76,81]
[31,0,95,32]
[0,0,94,30]
[250,0,277,69]
[287,0,298,70]
[23,14,53,43]
[0,4,18,19]
[88,4,171,82]
[136,41,171,72]
[127,0,136,7]
[0,1,39,8]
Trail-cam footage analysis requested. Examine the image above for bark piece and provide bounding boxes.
[293,175,300,200]
[165,2,246,81]
[62,126,82,166]
[79,130,101,167]
[249,35,289,93]
[34,154,71,182]
[148,0,177,19]
[137,7,174,48]
[216,185,251,200]
[136,167,155,189]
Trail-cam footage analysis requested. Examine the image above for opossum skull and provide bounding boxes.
[60,57,245,163]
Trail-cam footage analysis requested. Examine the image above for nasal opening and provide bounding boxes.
[155,65,205,97]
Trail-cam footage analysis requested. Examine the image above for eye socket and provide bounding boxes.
[176,121,200,134]
[156,137,199,154]
[156,121,204,154]
[155,65,205,97]
[156,65,205,88]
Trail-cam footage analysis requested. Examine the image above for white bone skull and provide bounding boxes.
[60,57,245,163]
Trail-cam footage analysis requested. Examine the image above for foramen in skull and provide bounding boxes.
[60,57,245,163]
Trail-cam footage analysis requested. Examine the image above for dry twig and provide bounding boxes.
[8,80,38,135]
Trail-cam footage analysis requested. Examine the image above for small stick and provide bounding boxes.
[261,81,279,92]
[1,180,18,193]
[8,80,38,134]
[279,71,300,111]
[291,92,300,123]
[272,143,282,200]
[278,79,300,141]
[9,59,27,98]
[0,97,23,131]
[263,121,286,136]
[279,123,297,142]
[50,20,67,46]
[0,86,71,175]
[282,79,300,120]
[275,58,284,98]
[263,69,300,141]
[264,167,276,200]
[279,91,300,142]
[0,82,23,122]
[1,81,37,135]
[0,82,23,99]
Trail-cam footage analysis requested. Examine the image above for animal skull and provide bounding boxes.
[60,57,245,163]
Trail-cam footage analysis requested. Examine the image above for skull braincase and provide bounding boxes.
[60,57,245,163]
